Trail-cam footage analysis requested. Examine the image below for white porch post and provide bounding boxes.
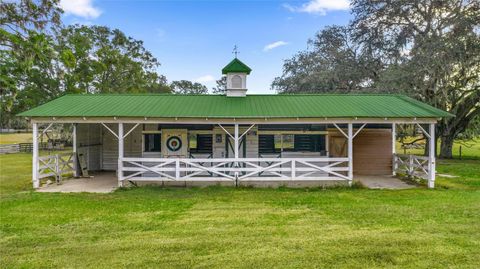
[428,123,436,188]
[234,123,239,180]
[118,123,124,187]
[32,123,39,188]
[234,124,239,159]
[392,123,396,176]
[347,123,353,186]
[72,123,79,177]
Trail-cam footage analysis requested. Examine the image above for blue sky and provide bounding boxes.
[60,0,352,94]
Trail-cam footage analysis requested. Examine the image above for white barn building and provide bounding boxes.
[19,58,452,189]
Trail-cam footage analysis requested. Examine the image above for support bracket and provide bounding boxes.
[123,123,140,139]
[101,123,119,139]
[352,123,367,139]
[37,122,54,139]
[239,124,255,140]
[416,123,431,139]
[218,124,234,139]
[333,123,348,138]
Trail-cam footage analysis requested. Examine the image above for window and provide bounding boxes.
[231,75,242,88]
[144,133,161,152]
[294,134,325,152]
[259,134,294,153]
[189,134,212,153]
[281,134,294,151]
[259,134,326,153]
[259,135,278,153]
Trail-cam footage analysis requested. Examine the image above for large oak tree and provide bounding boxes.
[352,0,479,158]
[170,80,208,94]
[0,0,62,127]
[273,0,480,158]
[1,1,171,128]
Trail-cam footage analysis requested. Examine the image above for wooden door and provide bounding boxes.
[329,136,347,157]
[225,136,246,158]
[353,130,392,175]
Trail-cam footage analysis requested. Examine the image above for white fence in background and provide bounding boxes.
[393,154,429,179]
[120,157,350,183]
[0,144,19,154]
[1,143,44,154]
[38,152,75,182]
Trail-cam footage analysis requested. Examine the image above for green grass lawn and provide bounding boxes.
[0,133,32,144]
[397,138,480,160]
[1,153,479,268]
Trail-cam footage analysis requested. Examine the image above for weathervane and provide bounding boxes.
[232,45,239,58]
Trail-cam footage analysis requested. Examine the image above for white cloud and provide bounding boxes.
[60,0,102,19]
[263,41,288,51]
[194,75,215,83]
[284,0,350,15]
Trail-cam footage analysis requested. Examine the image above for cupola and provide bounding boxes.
[221,58,252,97]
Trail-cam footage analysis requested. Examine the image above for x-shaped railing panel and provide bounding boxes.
[120,157,350,182]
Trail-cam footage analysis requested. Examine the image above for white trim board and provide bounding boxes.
[30,117,439,124]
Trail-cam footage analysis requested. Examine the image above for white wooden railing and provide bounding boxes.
[120,157,350,183]
[38,152,75,183]
[393,154,429,179]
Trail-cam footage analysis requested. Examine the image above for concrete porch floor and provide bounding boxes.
[355,175,416,189]
[37,172,117,193]
[36,172,415,192]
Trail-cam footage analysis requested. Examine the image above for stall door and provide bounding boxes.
[225,136,246,158]
[329,136,347,157]
[224,136,246,176]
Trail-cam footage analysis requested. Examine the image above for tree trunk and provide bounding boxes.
[439,135,455,159]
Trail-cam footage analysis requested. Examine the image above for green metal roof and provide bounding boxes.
[221,58,252,74]
[18,94,453,119]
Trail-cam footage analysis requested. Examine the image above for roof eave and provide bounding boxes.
[25,116,441,124]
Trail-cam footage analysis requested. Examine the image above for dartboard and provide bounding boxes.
[166,136,182,152]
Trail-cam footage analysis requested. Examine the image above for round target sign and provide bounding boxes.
[166,136,182,152]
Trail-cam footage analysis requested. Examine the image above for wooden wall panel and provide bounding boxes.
[245,127,258,158]
[353,129,392,175]
[102,123,142,171]
[328,129,392,175]
[76,123,102,171]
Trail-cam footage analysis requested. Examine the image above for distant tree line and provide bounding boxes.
[0,0,215,128]
[273,0,480,158]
